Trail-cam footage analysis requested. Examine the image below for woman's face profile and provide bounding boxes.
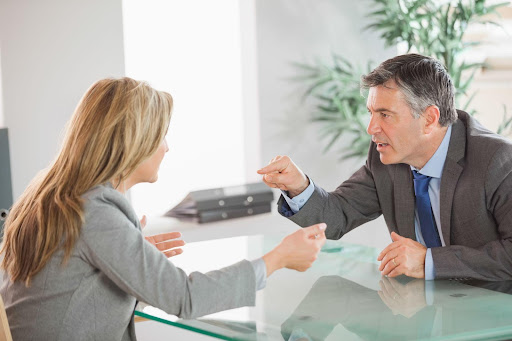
[131,138,169,184]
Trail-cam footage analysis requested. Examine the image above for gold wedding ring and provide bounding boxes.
[392,258,397,266]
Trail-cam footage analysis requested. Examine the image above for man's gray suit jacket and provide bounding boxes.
[279,111,512,281]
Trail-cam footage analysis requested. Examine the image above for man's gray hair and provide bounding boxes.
[361,54,457,126]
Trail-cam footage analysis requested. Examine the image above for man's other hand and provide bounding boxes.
[378,232,427,278]
[257,155,309,198]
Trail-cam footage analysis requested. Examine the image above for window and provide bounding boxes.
[123,0,247,216]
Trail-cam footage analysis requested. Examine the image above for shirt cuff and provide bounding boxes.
[424,248,435,281]
[250,258,267,291]
[424,280,435,306]
[281,178,315,214]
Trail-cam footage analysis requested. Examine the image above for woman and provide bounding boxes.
[0,77,326,340]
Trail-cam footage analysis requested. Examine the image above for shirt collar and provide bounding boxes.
[410,125,452,179]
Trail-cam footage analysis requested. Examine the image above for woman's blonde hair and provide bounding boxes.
[0,77,173,285]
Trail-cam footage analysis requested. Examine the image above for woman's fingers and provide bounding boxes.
[148,231,182,244]
[145,231,185,257]
[163,248,184,258]
[153,239,186,251]
[140,215,147,229]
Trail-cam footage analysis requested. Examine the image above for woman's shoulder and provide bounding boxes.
[81,182,140,232]
[83,181,123,203]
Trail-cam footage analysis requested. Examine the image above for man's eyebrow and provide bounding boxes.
[367,107,398,114]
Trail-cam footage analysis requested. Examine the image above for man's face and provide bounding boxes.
[366,80,428,168]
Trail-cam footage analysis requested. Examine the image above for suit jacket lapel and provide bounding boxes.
[439,114,466,246]
[393,164,416,240]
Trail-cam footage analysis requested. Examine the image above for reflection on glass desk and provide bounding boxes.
[135,235,512,341]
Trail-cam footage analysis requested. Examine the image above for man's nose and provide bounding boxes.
[366,115,380,135]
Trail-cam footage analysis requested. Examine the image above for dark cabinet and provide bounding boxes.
[0,128,13,236]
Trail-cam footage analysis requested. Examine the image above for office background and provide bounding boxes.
[1,0,511,340]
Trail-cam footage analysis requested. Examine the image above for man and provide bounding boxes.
[258,54,512,281]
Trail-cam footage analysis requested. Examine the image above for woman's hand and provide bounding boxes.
[263,223,326,276]
[140,215,185,258]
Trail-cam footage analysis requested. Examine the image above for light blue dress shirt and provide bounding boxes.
[282,178,316,212]
[282,125,453,281]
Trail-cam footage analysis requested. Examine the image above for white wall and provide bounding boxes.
[467,69,512,134]
[240,0,263,183]
[123,0,248,217]
[462,7,512,135]
[254,0,396,249]
[0,0,125,199]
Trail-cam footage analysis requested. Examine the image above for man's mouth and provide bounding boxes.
[372,137,390,150]
[375,142,390,151]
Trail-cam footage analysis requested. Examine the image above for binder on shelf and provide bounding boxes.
[165,182,274,223]
[170,203,272,224]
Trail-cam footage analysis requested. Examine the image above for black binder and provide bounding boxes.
[165,182,274,223]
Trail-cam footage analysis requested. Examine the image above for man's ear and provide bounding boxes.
[423,105,440,134]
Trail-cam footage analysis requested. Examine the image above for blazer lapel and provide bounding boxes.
[439,113,466,246]
[393,164,416,240]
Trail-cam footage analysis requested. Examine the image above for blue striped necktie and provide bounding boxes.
[412,170,442,247]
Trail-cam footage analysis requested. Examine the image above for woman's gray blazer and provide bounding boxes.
[1,183,256,340]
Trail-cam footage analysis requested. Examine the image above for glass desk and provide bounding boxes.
[135,235,512,341]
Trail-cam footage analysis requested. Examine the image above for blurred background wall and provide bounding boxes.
[0,0,125,199]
